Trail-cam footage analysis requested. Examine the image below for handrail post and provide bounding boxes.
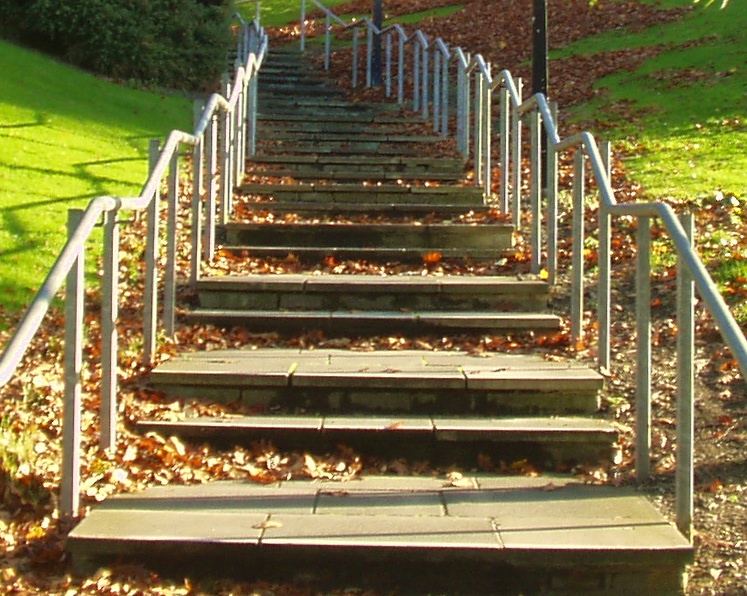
[385,33,392,97]
[352,27,359,87]
[61,209,84,518]
[100,208,119,452]
[529,108,541,274]
[164,151,179,337]
[636,216,652,481]
[366,25,373,87]
[325,15,332,70]
[511,78,523,229]
[570,150,585,342]
[598,206,612,372]
[499,86,510,212]
[441,54,449,137]
[397,33,405,104]
[433,51,441,133]
[220,108,231,225]
[205,115,218,261]
[249,68,259,157]
[546,117,559,282]
[462,62,471,162]
[191,135,204,288]
[300,0,306,52]
[456,61,465,154]
[413,41,420,112]
[676,213,695,542]
[474,73,484,185]
[143,140,160,366]
[421,43,429,120]
[482,75,492,198]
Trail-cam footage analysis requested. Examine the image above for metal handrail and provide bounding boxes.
[299,0,747,542]
[0,15,268,517]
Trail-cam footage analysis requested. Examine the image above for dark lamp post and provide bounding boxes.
[371,0,383,86]
[532,0,548,98]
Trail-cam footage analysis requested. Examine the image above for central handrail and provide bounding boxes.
[299,0,747,542]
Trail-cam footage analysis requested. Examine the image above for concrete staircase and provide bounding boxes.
[67,48,693,593]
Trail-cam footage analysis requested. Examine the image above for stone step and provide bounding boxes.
[217,245,511,262]
[257,113,425,125]
[150,349,598,416]
[222,222,511,251]
[256,98,404,112]
[248,168,464,182]
[230,201,491,217]
[67,477,693,594]
[196,275,546,313]
[254,131,443,144]
[238,183,485,206]
[257,121,402,135]
[184,309,562,335]
[258,84,346,97]
[256,140,426,156]
[136,415,617,466]
[248,154,466,176]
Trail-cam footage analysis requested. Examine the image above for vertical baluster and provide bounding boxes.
[676,213,695,542]
[636,216,652,481]
[101,209,119,452]
[164,152,179,337]
[61,209,84,517]
[570,150,585,342]
[143,141,160,366]
[530,110,541,274]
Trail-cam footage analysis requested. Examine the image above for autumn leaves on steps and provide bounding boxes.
[66,48,694,592]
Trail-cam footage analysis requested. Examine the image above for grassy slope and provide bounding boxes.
[239,0,353,27]
[560,0,746,200]
[0,40,190,314]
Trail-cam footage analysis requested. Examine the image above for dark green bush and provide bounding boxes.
[0,0,235,90]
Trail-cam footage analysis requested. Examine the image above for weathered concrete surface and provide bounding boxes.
[68,476,692,594]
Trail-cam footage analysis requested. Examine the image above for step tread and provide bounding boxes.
[231,202,489,215]
[137,414,617,438]
[68,477,693,565]
[216,246,511,259]
[197,274,547,293]
[151,349,602,391]
[186,309,562,330]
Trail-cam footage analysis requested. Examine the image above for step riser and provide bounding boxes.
[198,290,547,313]
[256,132,442,143]
[238,187,485,206]
[223,224,511,250]
[149,384,599,417]
[70,547,688,596]
[250,155,465,170]
[228,203,492,216]
[248,168,463,182]
[135,421,614,467]
[256,100,404,112]
[257,143,426,156]
[258,123,402,135]
[216,247,510,262]
[183,312,561,335]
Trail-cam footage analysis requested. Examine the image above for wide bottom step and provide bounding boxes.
[68,476,692,594]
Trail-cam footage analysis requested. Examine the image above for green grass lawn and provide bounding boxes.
[0,40,190,314]
[237,0,353,27]
[560,0,746,200]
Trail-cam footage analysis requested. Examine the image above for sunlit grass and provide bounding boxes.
[560,0,746,201]
[0,40,190,313]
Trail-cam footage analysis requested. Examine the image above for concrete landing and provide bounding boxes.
[67,475,692,593]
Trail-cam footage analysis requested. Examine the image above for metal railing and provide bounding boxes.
[300,0,747,541]
[0,15,268,517]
